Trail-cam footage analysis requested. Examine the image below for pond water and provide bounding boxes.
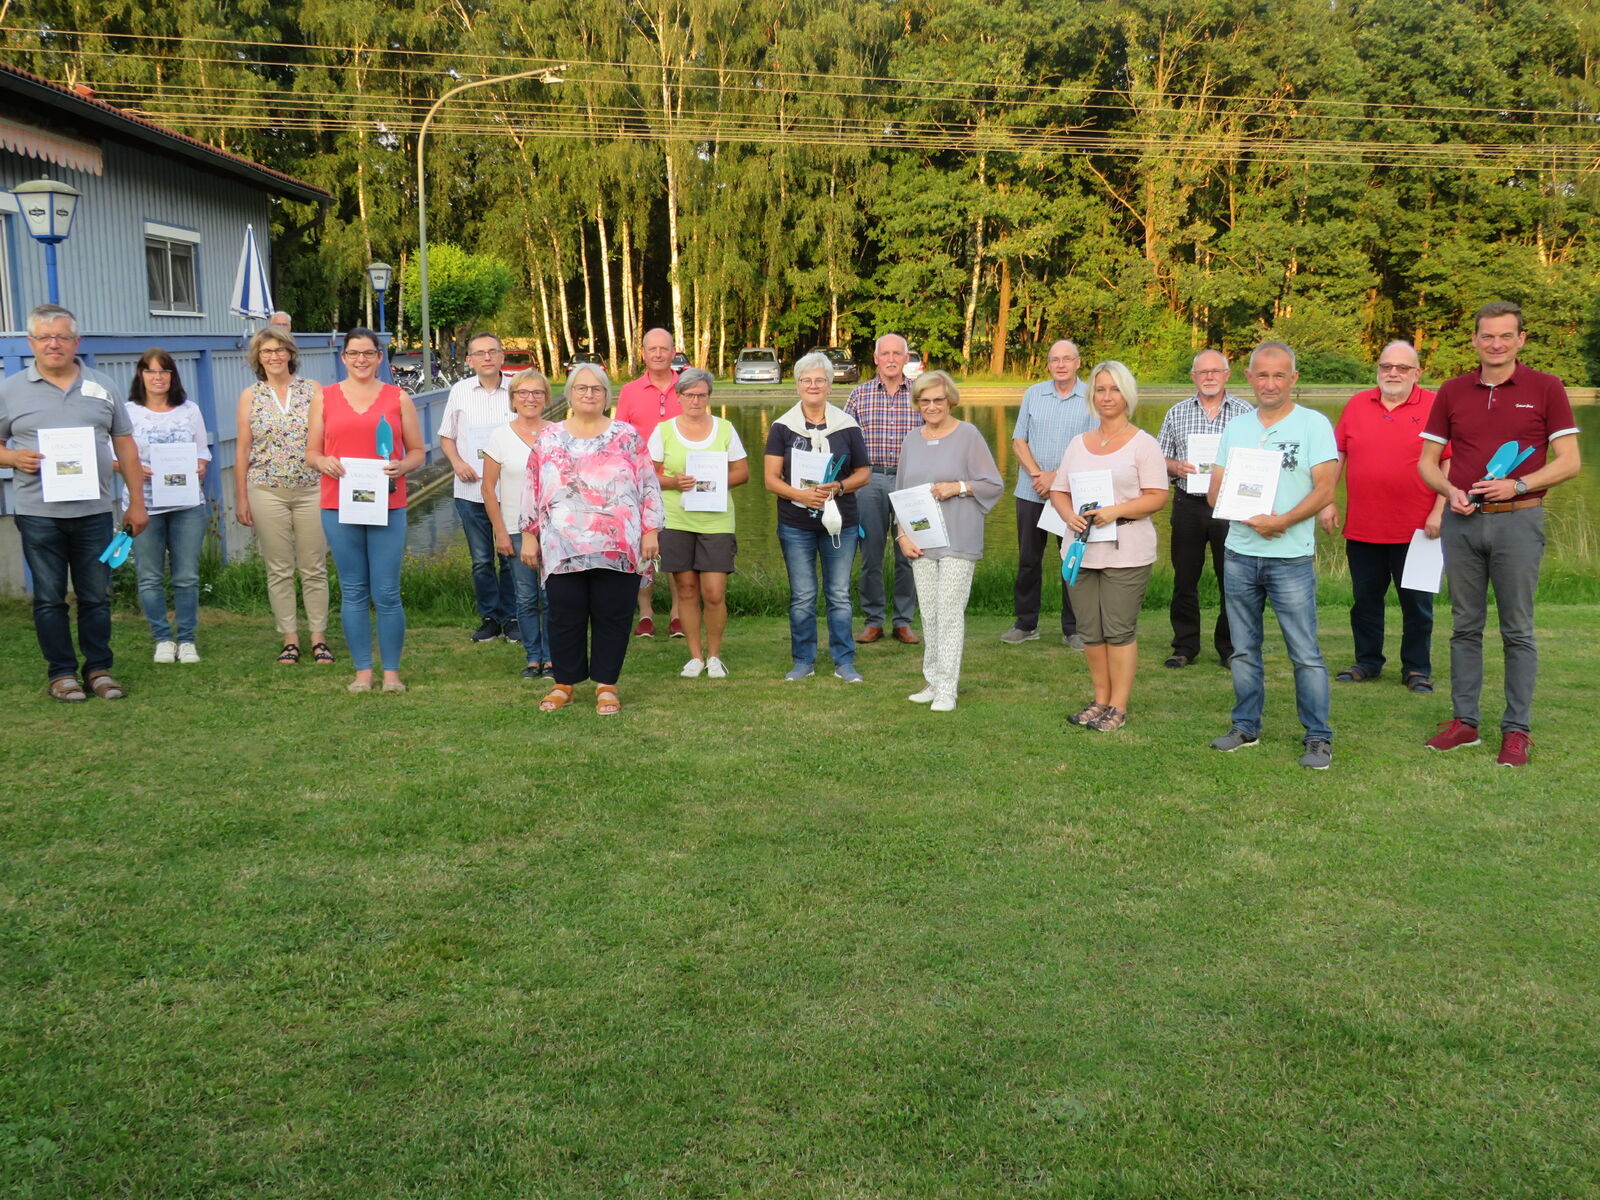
[405,397,1600,577]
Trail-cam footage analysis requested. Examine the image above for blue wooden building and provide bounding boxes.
[0,64,346,586]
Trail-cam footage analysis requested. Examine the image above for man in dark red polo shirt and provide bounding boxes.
[1418,301,1582,766]
[1319,340,1445,693]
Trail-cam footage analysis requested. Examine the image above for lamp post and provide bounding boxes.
[12,178,82,305]
[416,65,563,382]
[366,260,393,334]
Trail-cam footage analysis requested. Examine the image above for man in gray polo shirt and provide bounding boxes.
[1000,338,1096,648]
[0,304,149,701]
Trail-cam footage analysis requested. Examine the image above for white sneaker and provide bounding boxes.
[908,687,937,703]
[680,657,705,678]
[153,640,177,663]
[931,693,957,712]
[706,657,728,679]
[177,642,201,664]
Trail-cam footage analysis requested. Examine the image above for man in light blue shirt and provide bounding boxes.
[1207,341,1339,768]
[1001,339,1096,648]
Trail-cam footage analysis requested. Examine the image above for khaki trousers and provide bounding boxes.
[248,484,330,635]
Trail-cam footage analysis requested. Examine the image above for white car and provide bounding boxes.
[733,347,782,384]
[904,346,925,381]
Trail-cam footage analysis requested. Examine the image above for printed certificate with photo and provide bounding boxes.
[338,457,390,526]
[888,484,949,550]
[38,426,100,503]
[1211,447,1283,522]
[1066,469,1117,543]
[1185,433,1222,495]
[680,450,730,512]
[150,443,201,508]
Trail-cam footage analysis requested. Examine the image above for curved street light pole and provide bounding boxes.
[416,67,561,382]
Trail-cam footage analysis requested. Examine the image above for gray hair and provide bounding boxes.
[874,332,909,355]
[1089,360,1140,417]
[911,369,961,406]
[1248,341,1297,372]
[792,351,835,383]
[27,304,78,337]
[563,362,613,405]
[507,368,551,412]
[676,366,715,396]
[1379,339,1419,364]
[1191,348,1230,371]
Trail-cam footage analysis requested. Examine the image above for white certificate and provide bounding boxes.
[1400,528,1445,594]
[1185,433,1222,495]
[1036,500,1069,537]
[338,457,390,526]
[149,443,201,508]
[1212,447,1283,523]
[680,450,729,512]
[1066,469,1117,543]
[889,484,949,550]
[464,423,497,466]
[789,448,832,509]
[38,426,100,503]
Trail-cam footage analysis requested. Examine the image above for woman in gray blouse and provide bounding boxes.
[893,371,1003,711]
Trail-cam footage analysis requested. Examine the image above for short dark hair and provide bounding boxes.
[1474,301,1523,333]
[342,327,382,354]
[129,348,187,407]
[467,331,502,353]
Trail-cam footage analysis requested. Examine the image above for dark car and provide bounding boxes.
[732,347,782,384]
[565,351,607,377]
[671,351,692,371]
[807,346,860,385]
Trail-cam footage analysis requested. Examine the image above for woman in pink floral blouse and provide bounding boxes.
[521,363,664,715]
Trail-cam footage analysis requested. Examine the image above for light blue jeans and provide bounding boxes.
[777,523,858,669]
[134,503,208,643]
[508,534,550,666]
[1222,549,1331,742]
[321,507,407,671]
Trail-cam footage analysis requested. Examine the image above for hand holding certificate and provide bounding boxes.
[1400,529,1444,593]
[889,485,949,550]
[1211,447,1283,522]
[338,457,390,525]
[1066,469,1117,542]
[38,426,100,503]
[150,443,201,508]
[1185,433,1221,496]
[681,450,729,512]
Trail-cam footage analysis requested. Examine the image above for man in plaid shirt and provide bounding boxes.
[844,333,922,644]
[1156,349,1253,668]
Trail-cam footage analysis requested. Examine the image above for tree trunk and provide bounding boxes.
[620,218,637,372]
[962,155,986,366]
[578,230,596,356]
[537,271,558,377]
[597,199,619,368]
[988,257,1012,376]
[546,222,576,360]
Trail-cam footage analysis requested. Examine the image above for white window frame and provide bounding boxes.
[144,220,202,317]
[0,192,17,333]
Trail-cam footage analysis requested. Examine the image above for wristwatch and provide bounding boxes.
[1513,479,1529,496]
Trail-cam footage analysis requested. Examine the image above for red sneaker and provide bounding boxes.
[1424,719,1481,751]
[668,617,685,638]
[1497,731,1532,767]
[633,617,655,638]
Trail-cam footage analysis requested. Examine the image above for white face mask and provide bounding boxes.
[821,495,843,543]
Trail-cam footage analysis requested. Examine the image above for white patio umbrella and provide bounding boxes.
[229,223,274,321]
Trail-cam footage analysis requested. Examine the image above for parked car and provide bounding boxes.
[671,351,691,371]
[500,349,535,378]
[732,347,782,384]
[565,351,607,377]
[904,346,925,381]
[807,347,860,385]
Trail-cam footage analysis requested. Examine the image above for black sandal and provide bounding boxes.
[277,643,301,665]
[1403,672,1433,694]
[1335,665,1377,683]
[311,642,336,665]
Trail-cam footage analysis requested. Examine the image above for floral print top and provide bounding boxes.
[522,420,664,581]
[245,377,320,490]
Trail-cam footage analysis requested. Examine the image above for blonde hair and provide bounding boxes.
[1089,361,1139,417]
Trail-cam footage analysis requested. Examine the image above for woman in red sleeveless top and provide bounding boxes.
[306,328,425,693]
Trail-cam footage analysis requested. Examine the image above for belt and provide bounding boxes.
[871,465,897,474]
[1478,497,1543,515]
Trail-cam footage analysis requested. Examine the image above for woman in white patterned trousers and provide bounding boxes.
[893,372,1003,712]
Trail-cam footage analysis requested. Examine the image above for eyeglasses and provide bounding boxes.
[1193,368,1228,376]
[1377,362,1418,373]
[571,384,606,397]
[259,348,290,357]
[468,349,503,359]
[1047,356,1079,365]
[918,394,949,404]
[141,368,173,376]
[679,390,711,401]
[31,334,77,346]
[343,350,380,360]
[511,388,547,400]
[797,378,829,389]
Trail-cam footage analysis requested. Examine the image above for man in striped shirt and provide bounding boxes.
[1156,349,1253,668]
[845,333,922,644]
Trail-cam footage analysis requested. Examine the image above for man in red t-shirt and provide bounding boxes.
[1319,340,1445,693]
[613,327,683,637]
[1418,301,1583,766]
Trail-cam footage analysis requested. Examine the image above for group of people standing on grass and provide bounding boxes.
[0,301,1580,768]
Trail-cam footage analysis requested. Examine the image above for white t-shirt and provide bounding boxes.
[481,421,538,532]
[439,375,511,503]
[647,417,748,461]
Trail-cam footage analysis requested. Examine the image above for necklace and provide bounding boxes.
[1097,422,1128,448]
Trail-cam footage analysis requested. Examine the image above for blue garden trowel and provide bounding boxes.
[376,416,397,494]
[1475,440,1536,509]
[98,526,134,568]
[1060,503,1099,585]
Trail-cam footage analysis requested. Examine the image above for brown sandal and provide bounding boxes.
[85,671,127,700]
[48,675,87,702]
[595,686,621,716]
[1068,702,1108,727]
[539,683,574,712]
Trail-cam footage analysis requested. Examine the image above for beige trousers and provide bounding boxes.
[248,484,330,635]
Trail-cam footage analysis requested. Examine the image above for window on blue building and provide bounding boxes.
[144,222,200,315]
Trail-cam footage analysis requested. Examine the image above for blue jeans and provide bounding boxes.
[321,507,407,671]
[15,511,115,681]
[1222,549,1331,742]
[778,523,858,668]
[456,498,515,624]
[508,534,550,665]
[133,503,208,643]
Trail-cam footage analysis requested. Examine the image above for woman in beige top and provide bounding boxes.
[235,326,332,665]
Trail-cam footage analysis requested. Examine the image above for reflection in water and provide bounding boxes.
[406,399,1600,578]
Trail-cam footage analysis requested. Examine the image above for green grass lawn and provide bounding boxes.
[2,599,1597,1198]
